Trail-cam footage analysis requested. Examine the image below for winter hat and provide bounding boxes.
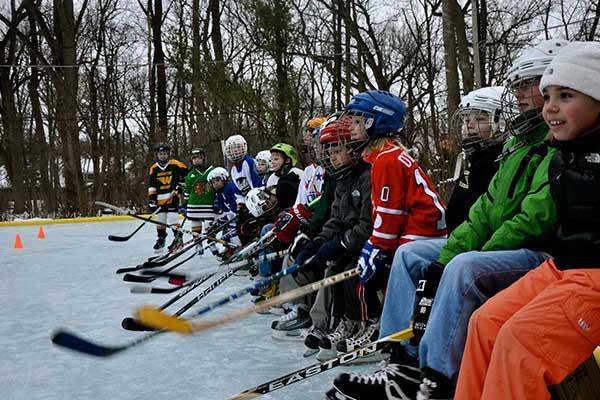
[540,41,600,103]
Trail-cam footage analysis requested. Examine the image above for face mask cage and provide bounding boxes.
[450,108,507,155]
[500,77,545,139]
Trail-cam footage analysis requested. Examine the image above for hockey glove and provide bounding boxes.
[290,233,311,261]
[148,200,158,212]
[294,239,321,266]
[358,240,391,283]
[273,204,312,244]
[175,182,186,194]
[411,260,444,345]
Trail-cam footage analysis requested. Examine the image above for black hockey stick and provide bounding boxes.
[107,208,161,242]
[115,238,198,274]
[122,251,197,283]
[227,328,414,399]
[96,201,236,248]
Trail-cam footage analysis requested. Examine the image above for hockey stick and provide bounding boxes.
[122,267,239,331]
[50,264,241,355]
[136,267,359,335]
[122,251,197,283]
[228,327,414,399]
[128,251,286,294]
[121,270,216,331]
[96,201,237,248]
[115,237,199,274]
[108,207,161,242]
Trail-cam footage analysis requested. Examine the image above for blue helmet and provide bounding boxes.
[344,90,406,140]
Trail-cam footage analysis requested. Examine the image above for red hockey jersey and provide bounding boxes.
[364,142,447,252]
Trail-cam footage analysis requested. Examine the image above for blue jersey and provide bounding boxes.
[214,180,238,214]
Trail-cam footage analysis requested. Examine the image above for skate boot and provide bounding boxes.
[416,367,454,400]
[153,235,166,252]
[269,302,295,316]
[303,326,329,357]
[327,345,421,400]
[167,231,184,252]
[271,304,311,341]
[337,318,386,364]
[317,318,359,361]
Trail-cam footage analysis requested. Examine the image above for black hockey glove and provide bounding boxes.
[410,260,444,345]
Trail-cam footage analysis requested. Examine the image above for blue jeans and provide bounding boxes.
[379,239,447,351]
[258,223,274,277]
[380,241,547,380]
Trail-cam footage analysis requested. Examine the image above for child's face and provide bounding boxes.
[349,115,369,140]
[542,85,600,141]
[210,178,225,191]
[156,150,169,162]
[328,145,353,170]
[191,154,205,167]
[256,160,269,174]
[270,152,286,172]
[514,79,545,112]
[462,111,493,140]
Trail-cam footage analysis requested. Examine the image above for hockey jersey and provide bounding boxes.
[364,142,447,252]
[295,163,325,205]
[230,155,263,204]
[184,165,216,220]
[148,159,188,206]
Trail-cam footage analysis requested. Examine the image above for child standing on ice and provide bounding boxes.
[455,41,600,400]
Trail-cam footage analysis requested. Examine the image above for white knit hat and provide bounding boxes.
[540,41,600,103]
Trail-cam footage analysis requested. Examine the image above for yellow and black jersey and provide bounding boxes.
[148,159,189,206]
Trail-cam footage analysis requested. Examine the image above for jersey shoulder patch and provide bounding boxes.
[170,159,188,169]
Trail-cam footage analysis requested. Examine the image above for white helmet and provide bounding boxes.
[504,39,569,86]
[452,86,513,155]
[245,188,278,218]
[207,167,229,183]
[502,40,568,139]
[225,135,248,163]
[256,150,271,165]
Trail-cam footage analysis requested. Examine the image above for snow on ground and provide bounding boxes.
[0,221,374,400]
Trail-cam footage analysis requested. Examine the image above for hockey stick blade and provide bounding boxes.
[228,327,414,399]
[122,273,154,283]
[51,329,164,357]
[108,234,133,242]
[121,318,157,332]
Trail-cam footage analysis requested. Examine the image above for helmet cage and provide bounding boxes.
[225,135,248,163]
[245,188,278,218]
[500,77,545,139]
[450,108,507,155]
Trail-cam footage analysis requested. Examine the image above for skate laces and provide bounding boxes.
[348,321,378,347]
[329,320,356,342]
[348,362,401,385]
[277,305,299,323]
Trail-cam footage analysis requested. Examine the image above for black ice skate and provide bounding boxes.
[271,303,311,341]
[167,232,183,252]
[153,236,166,252]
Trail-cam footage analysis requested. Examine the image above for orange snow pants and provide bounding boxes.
[455,259,600,400]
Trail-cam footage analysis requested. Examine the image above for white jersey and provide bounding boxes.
[230,155,263,204]
[295,164,324,205]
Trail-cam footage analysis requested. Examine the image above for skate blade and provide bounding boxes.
[303,347,319,357]
[316,348,338,362]
[324,388,346,400]
[271,328,307,342]
[345,350,389,365]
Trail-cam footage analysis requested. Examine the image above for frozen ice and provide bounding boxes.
[0,221,375,400]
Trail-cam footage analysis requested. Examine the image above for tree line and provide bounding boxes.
[0,0,598,217]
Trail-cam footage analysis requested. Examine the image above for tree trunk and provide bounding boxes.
[152,0,168,141]
[441,0,460,118]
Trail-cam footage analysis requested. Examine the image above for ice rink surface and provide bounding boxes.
[0,221,374,400]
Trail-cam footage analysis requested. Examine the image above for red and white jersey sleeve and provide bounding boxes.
[367,145,448,252]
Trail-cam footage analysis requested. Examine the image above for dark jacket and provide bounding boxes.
[548,130,600,269]
[315,160,372,254]
[445,143,503,233]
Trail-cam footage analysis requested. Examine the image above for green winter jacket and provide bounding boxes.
[184,166,216,206]
[437,127,557,265]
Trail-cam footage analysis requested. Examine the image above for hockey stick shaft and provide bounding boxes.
[108,207,161,241]
[136,266,358,335]
[229,328,414,399]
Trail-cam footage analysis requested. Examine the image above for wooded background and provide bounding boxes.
[0,0,598,218]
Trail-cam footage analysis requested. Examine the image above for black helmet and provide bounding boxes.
[190,147,205,157]
[155,142,171,153]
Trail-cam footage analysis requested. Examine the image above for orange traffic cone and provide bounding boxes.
[37,226,46,239]
[14,234,23,250]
